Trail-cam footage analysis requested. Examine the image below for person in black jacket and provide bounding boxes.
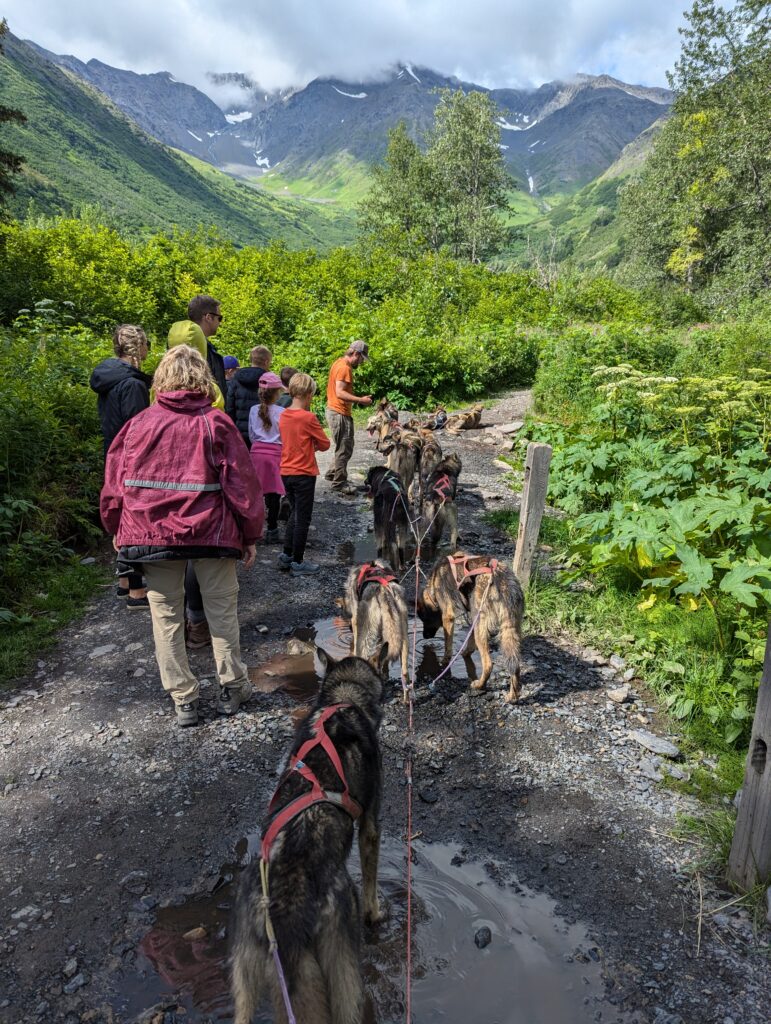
[90,324,152,608]
[187,294,228,397]
[225,345,272,446]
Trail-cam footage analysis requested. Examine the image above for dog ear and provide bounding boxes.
[316,646,336,677]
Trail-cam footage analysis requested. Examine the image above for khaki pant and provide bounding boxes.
[325,408,354,486]
[143,559,250,706]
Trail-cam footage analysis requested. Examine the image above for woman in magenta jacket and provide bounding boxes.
[100,345,264,728]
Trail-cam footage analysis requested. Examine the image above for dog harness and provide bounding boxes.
[261,704,362,861]
[356,562,396,597]
[447,554,499,587]
[431,473,454,501]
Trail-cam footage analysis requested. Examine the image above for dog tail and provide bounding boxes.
[497,572,525,702]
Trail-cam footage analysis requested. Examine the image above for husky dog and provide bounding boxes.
[417,430,443,507]
[230,650,386,1024]
[341,560,410,688]
[364,465,411,571]
[417,552,524,703]
[379,425,422,500]
[366,397,399,438]
[445,403,484,434]
[420,453,461,559]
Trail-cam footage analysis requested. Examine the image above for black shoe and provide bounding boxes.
[126,595,150,611]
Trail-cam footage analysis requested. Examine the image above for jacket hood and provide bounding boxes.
[155,390,215,413]
[90,358,151,395]
[233,366,265,390]
[167,321,207,358]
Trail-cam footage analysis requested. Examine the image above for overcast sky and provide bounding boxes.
[4,0,690,99]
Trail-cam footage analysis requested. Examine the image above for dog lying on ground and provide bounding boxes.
[366,397,399,438]
[364,465,412,570]
[230,648,385,1024]
[417,430,443,506]
[419,453,461,559]
[417,552,524,702]
[339,560,410,690]
[379,425,423,499]
[444,403,484,434]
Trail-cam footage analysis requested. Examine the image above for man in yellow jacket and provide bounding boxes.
[167,319,225,409]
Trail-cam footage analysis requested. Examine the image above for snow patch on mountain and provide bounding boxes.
[225,111,253,124]
[332,86,367,99]
[187,129,203,142]
[398,63,421,84]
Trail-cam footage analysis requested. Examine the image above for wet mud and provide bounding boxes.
[115,839,625,1024]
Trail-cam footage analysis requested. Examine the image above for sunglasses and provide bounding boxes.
[209,312,224,322]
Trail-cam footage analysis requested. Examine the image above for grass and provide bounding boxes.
[258,153,373,207]
[0,560,104,687]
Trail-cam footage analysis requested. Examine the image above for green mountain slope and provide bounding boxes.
[0,34,355,249]
[506,118,667,273]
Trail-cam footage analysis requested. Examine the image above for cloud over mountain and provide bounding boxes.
[4,0,684,95]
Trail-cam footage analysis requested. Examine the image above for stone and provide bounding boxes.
[492,459,511,472]
[11,905,41,921]
[183,926,208,941]
[256,625,269,634]
[62,957,78,978]
[498,421,525,434]
[63,972,87,994]
[607,684,631,704]
[418,788,439,804]
[120,870,149,895]
[623,668,636,682]
[79,557,96,565]
[287,638,313,657]
[89,645,117,659]
[638,758,664,782]
[667,764,689,781]
[474,926,492,949]
[629,729,681,760]
[609,654,626,671]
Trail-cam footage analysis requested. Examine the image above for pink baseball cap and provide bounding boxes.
[258,371,286,390]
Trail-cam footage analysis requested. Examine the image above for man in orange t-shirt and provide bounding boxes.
[324,340,373,495]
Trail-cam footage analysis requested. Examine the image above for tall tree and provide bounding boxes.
[358,121,442,257]
[0,20,26,208]
[621,1,771,297]
[427,89,511,263]
[360,90,511,262]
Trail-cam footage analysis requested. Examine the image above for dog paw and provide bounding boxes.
[469,679,486,691]
[363,902,387,926]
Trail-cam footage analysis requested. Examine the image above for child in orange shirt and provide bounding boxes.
[278,373,330,576]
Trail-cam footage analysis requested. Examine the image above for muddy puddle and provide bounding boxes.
[114,839,625,1024]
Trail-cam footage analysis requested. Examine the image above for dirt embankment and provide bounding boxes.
[0,390,767,1024]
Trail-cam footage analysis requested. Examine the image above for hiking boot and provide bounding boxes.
[277,552,292,571]
[175,700,199,727]
[333,483,357,497]
[126,595,150,611]
[185,619,211,649]
[217,683,251,716]
[290,560,320,576]
[264,528,280,544]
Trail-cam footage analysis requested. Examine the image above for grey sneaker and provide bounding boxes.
[175,700,199,728]
[290,560,320,576]
[217,683,251,716]
[265,528,280,544]
[277,552,292,571]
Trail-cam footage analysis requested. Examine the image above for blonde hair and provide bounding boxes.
[113,324,148,365]
[250,345,272,368]
[258,387,281,429]
[288,372,316,398]
[153,345,216,399]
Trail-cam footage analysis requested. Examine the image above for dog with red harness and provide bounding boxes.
[340,560,410,691]
[417,551,525,703]
[230,647,386,1024]
[420,452,462,559]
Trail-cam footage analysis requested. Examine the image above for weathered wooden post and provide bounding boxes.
[512,442,552,588]
[728,621,771,891]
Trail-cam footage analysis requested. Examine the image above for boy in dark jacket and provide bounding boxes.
[90,324,152,607]
[226,345,272,445]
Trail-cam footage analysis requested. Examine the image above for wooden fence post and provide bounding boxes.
[728,621,771,891]
[512,442,552,588]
